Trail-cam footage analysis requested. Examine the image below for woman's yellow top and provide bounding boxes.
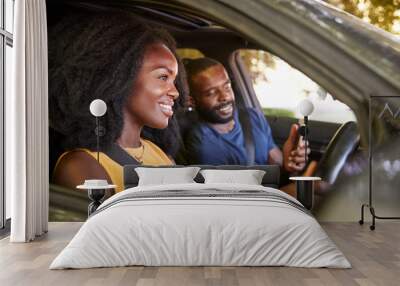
[54,138,173,193]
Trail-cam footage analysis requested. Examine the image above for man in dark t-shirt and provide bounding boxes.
[183,57,310,175]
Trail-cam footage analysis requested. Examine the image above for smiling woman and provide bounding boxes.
[49,11,187,194]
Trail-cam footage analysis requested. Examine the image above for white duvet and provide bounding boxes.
[50,183,351,269]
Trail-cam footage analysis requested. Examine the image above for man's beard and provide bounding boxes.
[197,101,235,124]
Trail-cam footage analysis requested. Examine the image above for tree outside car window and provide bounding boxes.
[327,0,400,35]
[239,0,398,123]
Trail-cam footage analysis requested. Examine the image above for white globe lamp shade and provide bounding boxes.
[299,99,314,117]
[90,99,107,117]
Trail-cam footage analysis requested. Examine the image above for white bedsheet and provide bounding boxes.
[50,183,350,269]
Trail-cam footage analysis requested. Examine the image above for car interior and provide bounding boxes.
[47,1,361,221]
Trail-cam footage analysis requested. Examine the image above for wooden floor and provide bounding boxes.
[0,222,399,286]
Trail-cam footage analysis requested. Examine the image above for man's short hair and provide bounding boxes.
[183,57,222,95]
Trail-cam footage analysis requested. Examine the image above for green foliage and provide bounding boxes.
[262,108,296,118]
[327,0,400,35]
[239,50,275,84]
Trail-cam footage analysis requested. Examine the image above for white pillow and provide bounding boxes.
[135,167,200,186]
[200,169,266,185]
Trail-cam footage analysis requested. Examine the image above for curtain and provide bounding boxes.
[8,0,49,242]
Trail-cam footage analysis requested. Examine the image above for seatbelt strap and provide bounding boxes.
[103,143,140,166]
[238,108,255,165]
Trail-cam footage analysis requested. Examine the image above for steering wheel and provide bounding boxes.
[314,121,360,185]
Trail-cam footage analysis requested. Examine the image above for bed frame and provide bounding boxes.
[123,165,281,190]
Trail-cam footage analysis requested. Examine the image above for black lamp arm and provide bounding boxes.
[96,116,100,163]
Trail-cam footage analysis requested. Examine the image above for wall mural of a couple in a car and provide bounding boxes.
[47,1,400,222]
[49,10,316,218]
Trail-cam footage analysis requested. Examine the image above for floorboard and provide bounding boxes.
[0,222,399,286]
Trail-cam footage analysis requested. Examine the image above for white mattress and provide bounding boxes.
[50,183,350,269]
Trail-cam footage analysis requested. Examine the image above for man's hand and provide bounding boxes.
[282,124,311,173]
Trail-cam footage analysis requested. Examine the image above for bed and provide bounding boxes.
[50,165,350,269]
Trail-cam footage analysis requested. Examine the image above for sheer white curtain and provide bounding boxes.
[8,0,49,242]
